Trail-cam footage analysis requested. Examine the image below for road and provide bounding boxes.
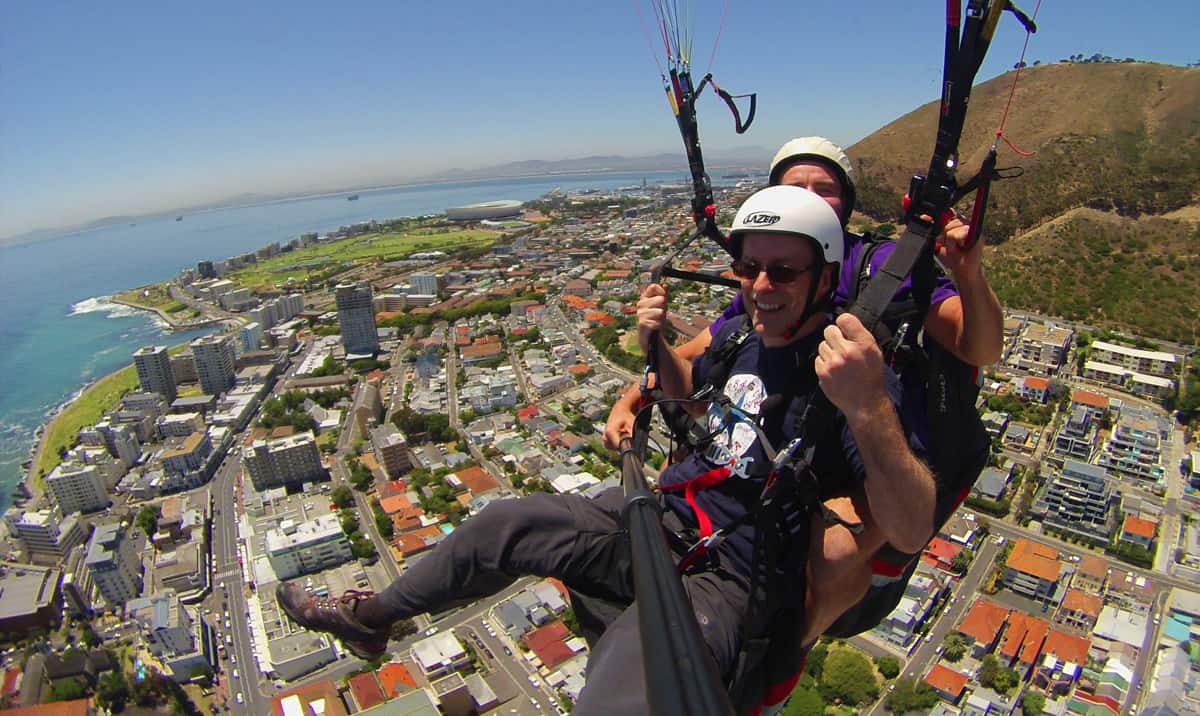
[866,537,1000,716]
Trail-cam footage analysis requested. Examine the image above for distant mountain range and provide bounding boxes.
[1,149,771,248]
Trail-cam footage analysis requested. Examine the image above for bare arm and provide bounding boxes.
[816,313,936,554]
[925,218,1004,367]
[603,329,714,449]
[636,284,694,400]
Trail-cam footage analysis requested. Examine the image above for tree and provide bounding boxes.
[978,653,1001,687]
[330,485,354,508]
[781,685,825,716]
[135,504,161,537]
[951,549,975,574]
[818,648,879,706]
[874,654,901,679]
[942,632,969,662]
[96,670,130,713]
[1022,689,1046,715]
[46,678,87,702]
[886,678,939,713]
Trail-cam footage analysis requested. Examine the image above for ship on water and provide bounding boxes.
[347,194,360,201]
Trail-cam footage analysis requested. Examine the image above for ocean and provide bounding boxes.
[0,170,702,513]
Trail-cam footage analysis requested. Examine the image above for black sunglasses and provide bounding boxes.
[730,259,815,284]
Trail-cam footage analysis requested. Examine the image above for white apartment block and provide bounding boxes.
[265,514,353,580]
[1011,323,1074,375]
[1099,414,1164,481]
[242,432,325,490]
[1090,341,1179,378]
[3,506,87,562]
[157,413,205,438]
[45,462,110,514]
[133,345,177,402]
[85,523,143,607]
[191,334,236,396]
[239,321,263,353]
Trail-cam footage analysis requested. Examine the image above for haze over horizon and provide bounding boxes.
[3,0,1196,241]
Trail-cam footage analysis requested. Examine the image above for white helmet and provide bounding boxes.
[729,185,843,265]
[768,136,856,222]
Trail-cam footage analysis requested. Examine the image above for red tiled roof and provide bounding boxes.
[380,494,412,515]
[1023,376,1050,390]
[521,621,576,670]
[999,612,1049,664]
[517,405,540,421]
[460,342,504,360]
[271,679,348,716]
[1042,628,1091,665]
[958,597,1010,645]
[925,664,969,697]
[2,700,91,716]
[1061,589,1103,618]
[923,536,963,566]
[455,465,500,494]
[568,364,591,375]
[396,526,444,557]
[378,662,418,697]
[1072,390,1109,409]
[1122,515,1156,539]
[1007,538,1063,583]
[348,672,387,710]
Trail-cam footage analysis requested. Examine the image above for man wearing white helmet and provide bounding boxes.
[604,136,1004,646]
[276,186,930,715]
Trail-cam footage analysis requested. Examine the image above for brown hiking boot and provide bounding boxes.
[276,583,389,659]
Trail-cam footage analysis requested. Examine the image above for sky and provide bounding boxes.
[2,0,1197,240]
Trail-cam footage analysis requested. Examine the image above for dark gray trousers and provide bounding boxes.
[371,487,750,715]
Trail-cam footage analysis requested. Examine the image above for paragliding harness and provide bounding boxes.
[622,2,1036,714]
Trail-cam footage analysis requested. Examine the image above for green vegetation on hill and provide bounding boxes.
[987,209,1200,342]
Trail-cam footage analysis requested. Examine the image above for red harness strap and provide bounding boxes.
[658,464,733,539]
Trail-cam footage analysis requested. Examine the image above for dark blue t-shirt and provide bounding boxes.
[658,319,914,577]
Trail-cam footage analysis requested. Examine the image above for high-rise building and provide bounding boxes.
[191,334,236,396]
[4,506,88,563]
[409,272,442,297]
[239,322,263,353]
[335,282,379,356]
[242,432,325,490]
[133,345,177,402]
[370,424,413,478]
[45,462,109,514]
[85,523,144,607]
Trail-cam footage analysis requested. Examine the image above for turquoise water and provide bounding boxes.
[0,171,702,511]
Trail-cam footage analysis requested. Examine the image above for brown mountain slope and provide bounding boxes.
[848,62,1200,242]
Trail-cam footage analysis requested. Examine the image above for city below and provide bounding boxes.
[0,183,1197,716]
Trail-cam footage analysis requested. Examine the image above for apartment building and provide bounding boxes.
[1090,341,1179,378]
[1099,413,1164,481]
[192,334,237,396]
[3,506,88,563]
[85,523,144,608]
[266,514,353,580]
[1036,460,1115,541]
[1003,538,1066,604]
[1011,323,1074,375]
[335,282,379,356]
[45,461,110,514]
[133,345,177,402]
[242,432,325,490]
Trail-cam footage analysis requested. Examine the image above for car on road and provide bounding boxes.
[235,693,244,705]
[424,627,439,636]
[503,646,513,656]
[232,669,239,679]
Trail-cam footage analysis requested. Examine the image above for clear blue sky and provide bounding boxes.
[2,0,1196,240]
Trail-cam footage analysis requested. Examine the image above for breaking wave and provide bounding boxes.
[68,296,141,319]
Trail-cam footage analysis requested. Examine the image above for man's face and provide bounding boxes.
[737,234,832,345]
[777,161,845,220]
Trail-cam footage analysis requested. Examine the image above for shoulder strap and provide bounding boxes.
[691,314,754,401]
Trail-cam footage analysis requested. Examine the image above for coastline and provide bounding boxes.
[109,295,224,331]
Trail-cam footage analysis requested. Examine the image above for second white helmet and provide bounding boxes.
[768,136,856,222]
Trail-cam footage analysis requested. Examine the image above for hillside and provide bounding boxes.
[847,62,1200,342]
[849,62,1200,242]
[985,208,1200,343]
